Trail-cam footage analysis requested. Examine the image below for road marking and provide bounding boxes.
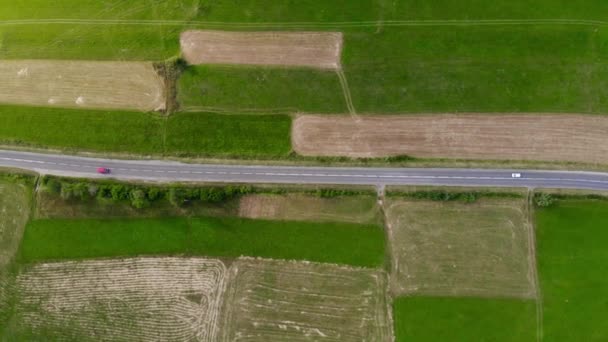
[2,154,608,189]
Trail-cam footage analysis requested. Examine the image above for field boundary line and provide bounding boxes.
[336,69,357,116]
[527,189,544,342]
[181,106,298,115]
[2,18,608,28]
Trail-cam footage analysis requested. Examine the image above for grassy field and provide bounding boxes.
[19,216,385,267]
[166,112,291,158]
[1,2,608,158]
[536,200,608,341]
[178,66,346,114]
[0,105,291,158]
[344,25,608,114]
[385,198,535,298]
[0,105,164,153]
[393,297,536,341]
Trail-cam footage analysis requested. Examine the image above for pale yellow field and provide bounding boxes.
[0,60,165,111]
[220,258,392,341]
[293,114,608,164]
[180,30,343,69]
[15,257,227,341]
[385,198,536,299]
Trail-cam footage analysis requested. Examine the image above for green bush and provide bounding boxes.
[535,193,556,207]
[129,189,149,209]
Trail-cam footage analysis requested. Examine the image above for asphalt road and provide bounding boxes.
[2,149,608,191]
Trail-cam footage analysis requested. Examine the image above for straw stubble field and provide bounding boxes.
[180,30,343,70]
[0,60,165,111]
[292,114,608,164]
[13,258,227,341]
[220,258,392,342]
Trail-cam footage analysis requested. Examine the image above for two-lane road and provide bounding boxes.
[1,149,608,191]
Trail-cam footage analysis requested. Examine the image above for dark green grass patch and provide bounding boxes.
[0,105,164,154]
[0,106,291,158]
[536,200,608,341]
[393,297,536,342]
[19,217,385,267]
[166,112,292,158]
[178,66,346,114]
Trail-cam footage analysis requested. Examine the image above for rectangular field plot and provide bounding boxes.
[13,257,227,341]
[238,194,381,224]
[393,297,536,342]
[181,30,343,69]
[536,200,608,340]
[386,199,536,298]
[21,216,385,267]
[0,60,165,111]
[292,114,608,164]
[220,258,392,341]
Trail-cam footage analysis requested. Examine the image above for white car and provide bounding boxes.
[511,173,522,178]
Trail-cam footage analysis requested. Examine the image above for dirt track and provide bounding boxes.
[180,30,343,69]
[0,60,165,111]
[293,114,608,163]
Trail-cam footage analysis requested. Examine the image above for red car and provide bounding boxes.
[97,167,111,174]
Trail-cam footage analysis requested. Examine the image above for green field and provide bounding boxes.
[178,66,346,114]
[0,105,291,158]
[393,297,536,341]
[536,200,608,341]
[19,216,385,267]
[166,112,291,158]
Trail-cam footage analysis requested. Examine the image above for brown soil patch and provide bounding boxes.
[238,194,380,224]
[293,114,608,164]
[385,198,536,298]
[180,30,343,69]
[220,258,392,341]
[0,60,165,111]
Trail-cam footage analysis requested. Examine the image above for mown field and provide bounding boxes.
[0,105,291,158]
[20,216,385,267]
[536,200,608,341]
[393,297,537,341]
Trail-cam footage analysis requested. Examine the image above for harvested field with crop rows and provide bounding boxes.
[180,30,343,69]
[0,61,165,111]
[220,258,392,341]
[14,257,227,341]
[385,199,536,298]
[292,114,608,163]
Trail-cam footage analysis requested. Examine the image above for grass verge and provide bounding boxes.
[19,216,385,267]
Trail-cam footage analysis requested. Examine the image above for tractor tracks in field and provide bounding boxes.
[526,190,544,342]
[2,18,608,28]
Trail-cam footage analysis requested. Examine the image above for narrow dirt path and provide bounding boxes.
[526,189,544,342]
[336,69,357,116]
